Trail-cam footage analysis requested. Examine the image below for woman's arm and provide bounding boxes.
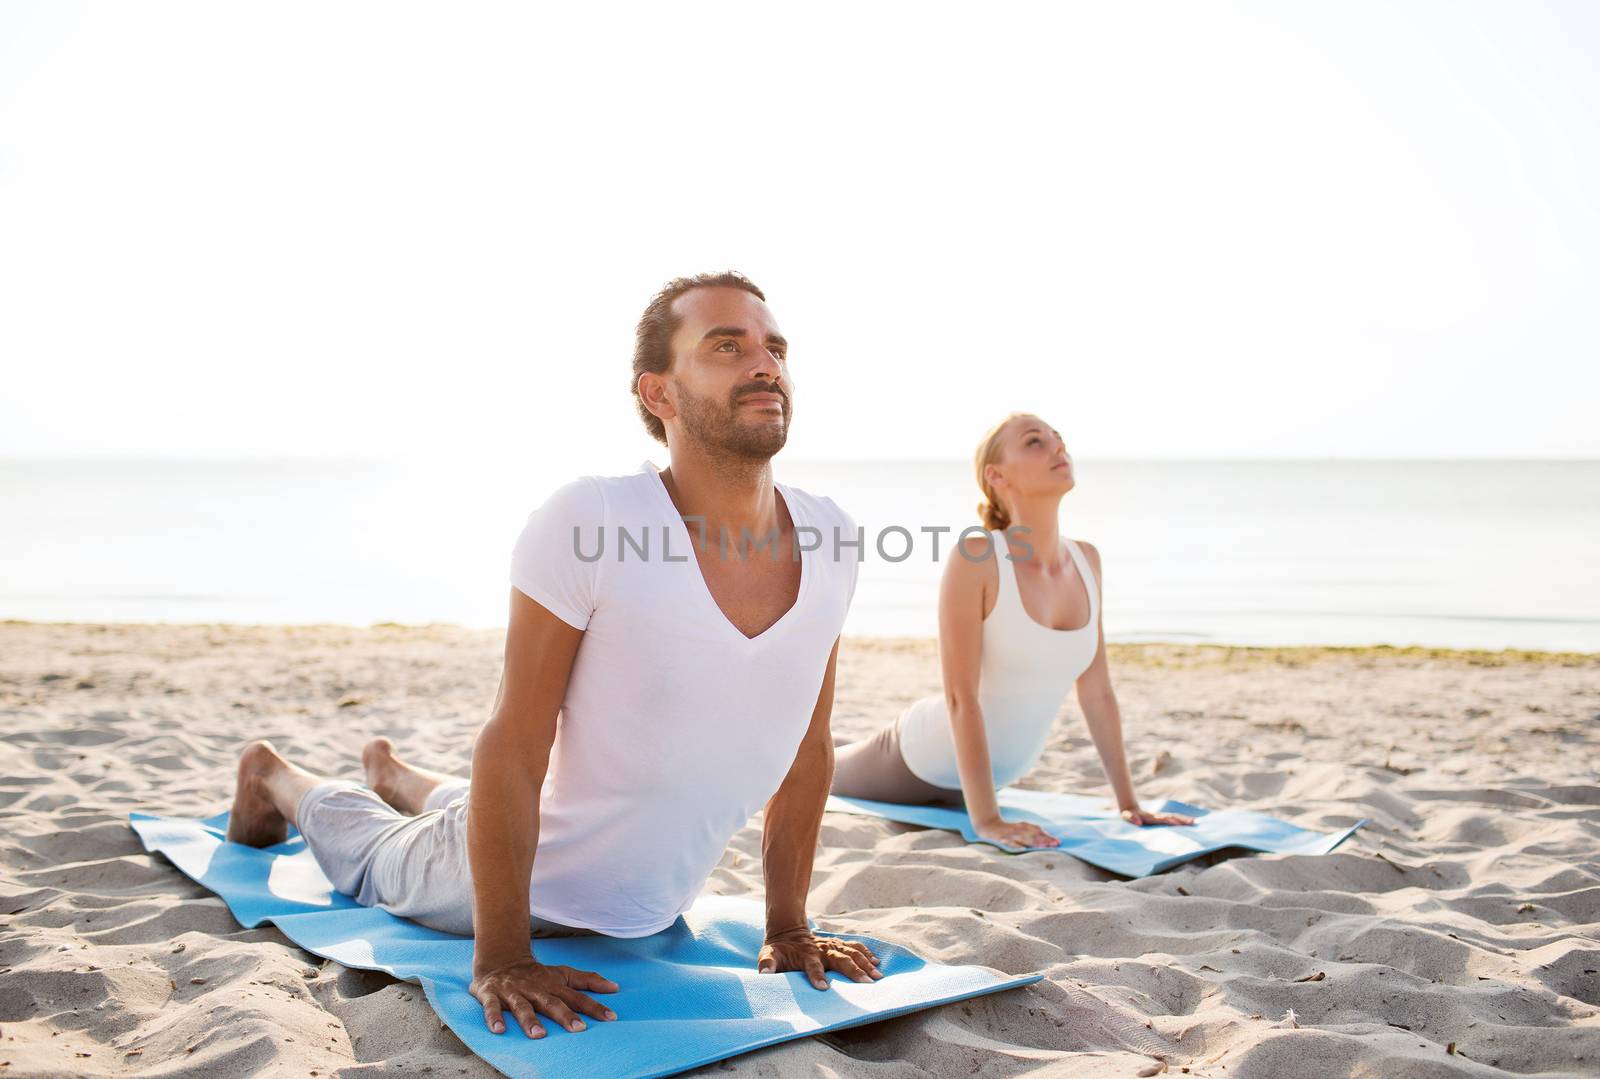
[1073,542,1194,827]
[942,537,1060,848]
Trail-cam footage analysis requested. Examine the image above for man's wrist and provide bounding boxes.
[764,919,809,941]
[472,951,535,977]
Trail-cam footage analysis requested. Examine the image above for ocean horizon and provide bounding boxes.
[4,457,1597,652]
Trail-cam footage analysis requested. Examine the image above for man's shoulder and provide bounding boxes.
[777,481,858,534]
[532,466,655,512]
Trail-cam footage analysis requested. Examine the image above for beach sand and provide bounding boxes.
[1,622,1596,1077]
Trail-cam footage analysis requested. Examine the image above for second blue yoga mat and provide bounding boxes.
[825,788,1365,875]
[128,808,1041,1079]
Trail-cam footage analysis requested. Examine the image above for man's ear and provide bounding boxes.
[638,371,676,426]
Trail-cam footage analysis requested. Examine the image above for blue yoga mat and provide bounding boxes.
[128,809,1041,1079]
[825,788,1365,876]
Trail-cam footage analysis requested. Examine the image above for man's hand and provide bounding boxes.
[468,956,618,1038]
[757,927,883,990]
[1120,806,1196,826]
[974,816,1060,848]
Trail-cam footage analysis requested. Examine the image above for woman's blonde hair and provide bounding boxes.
[974,411,1030,531]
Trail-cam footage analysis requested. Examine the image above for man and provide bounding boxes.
[224,271,880,1041]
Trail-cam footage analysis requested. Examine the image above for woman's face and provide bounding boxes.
[994,416,1074,499]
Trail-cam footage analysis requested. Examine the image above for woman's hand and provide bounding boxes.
[1120,806,1196,826]
[974,816,1061,848]
[758,927,884,990]
[468,956,618,1038]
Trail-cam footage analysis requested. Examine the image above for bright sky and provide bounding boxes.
[2,1,1596,465]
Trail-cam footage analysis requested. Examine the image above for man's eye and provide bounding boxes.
[716,341,737,352]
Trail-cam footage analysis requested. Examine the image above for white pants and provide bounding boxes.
[294,776,594,939]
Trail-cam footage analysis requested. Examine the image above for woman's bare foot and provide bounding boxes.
[227,740,290,847]
[362,737,456,815]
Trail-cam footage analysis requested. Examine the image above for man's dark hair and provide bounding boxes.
[632,271,766,445]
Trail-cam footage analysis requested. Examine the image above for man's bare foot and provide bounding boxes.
[362,736,404,807]
[362,736,456,815]
[227,740,289,847]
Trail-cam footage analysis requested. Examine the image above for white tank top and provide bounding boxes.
[897,530,1101,790]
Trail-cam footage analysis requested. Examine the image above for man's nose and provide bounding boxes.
[747,346,783,380]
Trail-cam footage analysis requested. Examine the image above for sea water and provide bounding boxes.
[2,458,1596,651]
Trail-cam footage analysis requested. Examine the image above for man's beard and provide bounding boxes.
[672,380,790,460]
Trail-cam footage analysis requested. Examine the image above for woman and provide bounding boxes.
[830,412,1194,848]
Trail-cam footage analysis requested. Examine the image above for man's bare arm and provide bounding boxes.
[465,588,618,1039]
[757,636,883,989]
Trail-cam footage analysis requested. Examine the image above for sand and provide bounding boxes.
[0,622,1596,1077]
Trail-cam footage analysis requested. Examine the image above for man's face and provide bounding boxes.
[662,287,793,460]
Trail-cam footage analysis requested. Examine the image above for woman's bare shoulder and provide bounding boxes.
[941,533,1000,619]
[1074,538,1102,568]
[945,533,1004,576]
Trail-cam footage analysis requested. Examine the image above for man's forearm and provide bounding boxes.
[761,743,831,936]
[467,724,548,970]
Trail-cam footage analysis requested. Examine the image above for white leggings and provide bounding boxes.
[293,776,594,939]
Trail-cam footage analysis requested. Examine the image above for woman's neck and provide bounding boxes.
[1001,496,1065,570]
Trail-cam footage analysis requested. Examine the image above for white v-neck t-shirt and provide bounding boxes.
[506,459,859,937]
